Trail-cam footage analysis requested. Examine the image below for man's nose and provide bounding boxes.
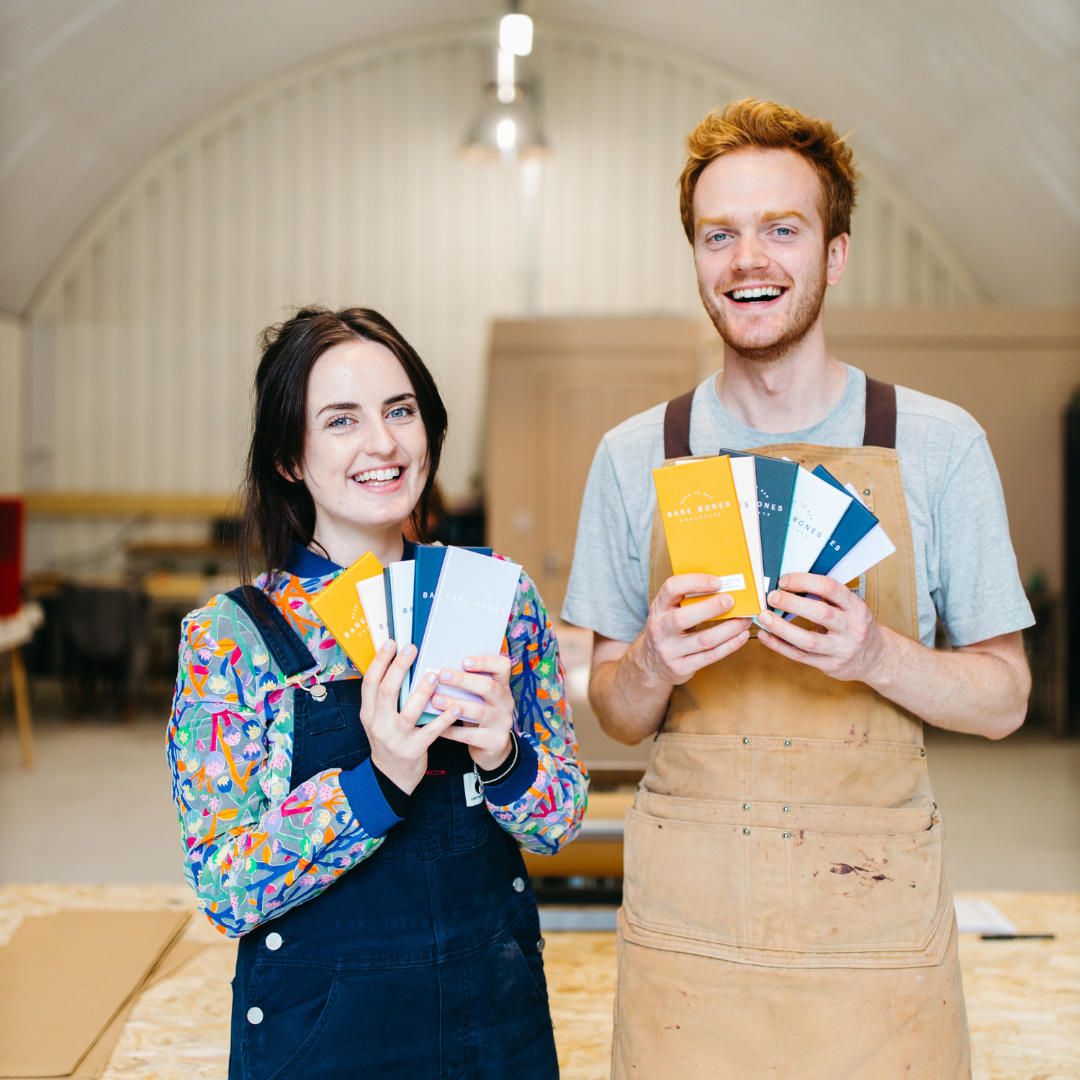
[730,234,769,273]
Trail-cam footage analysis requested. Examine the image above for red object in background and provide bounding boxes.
[0,499,24,616]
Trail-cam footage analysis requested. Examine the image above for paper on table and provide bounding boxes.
[953,897,1018,935]
[0,909,190,1078]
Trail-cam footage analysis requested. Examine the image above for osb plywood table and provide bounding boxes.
[0,885,1075,1080]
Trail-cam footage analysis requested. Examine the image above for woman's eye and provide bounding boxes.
[328,415,353,428]
[387,405,415,420]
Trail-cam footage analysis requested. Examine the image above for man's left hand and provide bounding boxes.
[756,573,886,682]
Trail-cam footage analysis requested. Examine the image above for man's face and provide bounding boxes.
[692,148,847,363]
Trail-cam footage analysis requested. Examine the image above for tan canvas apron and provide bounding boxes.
[613,380,971,1079]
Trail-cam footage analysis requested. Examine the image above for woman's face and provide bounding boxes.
[299,338,429,536]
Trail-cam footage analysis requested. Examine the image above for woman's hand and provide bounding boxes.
[360,638,460,794]
[433,655,516,772]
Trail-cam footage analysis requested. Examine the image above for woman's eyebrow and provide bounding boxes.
[383,393,417,406]
[316,401,359,416]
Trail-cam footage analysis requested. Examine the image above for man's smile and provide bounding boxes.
[723,284,789,305]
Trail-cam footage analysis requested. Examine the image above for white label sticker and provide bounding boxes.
[464,772,484,807]
[716,574,746,593]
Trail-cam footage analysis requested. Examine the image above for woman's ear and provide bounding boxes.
[275,460,302,483]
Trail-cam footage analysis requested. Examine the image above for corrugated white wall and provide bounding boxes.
[25,21,983,522]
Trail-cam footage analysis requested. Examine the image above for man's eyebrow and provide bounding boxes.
[696,209,811,230]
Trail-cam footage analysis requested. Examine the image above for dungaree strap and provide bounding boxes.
[225,585,319,678]
[661,377,898,455]
[663,389,695,459]
[862,376,897,449]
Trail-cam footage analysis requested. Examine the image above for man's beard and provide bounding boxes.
[700,256,827,364]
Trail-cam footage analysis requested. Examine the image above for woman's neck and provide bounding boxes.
[310,516,406,570]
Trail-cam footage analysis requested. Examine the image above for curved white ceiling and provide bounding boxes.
[2,0,1077,314]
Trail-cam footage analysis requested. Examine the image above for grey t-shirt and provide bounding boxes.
[562,364,1033,649]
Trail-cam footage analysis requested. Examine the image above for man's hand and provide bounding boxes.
[588,573,752,745]
[641,573,755,685]
[756,573,884,680]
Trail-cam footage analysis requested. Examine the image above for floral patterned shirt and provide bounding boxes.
[167,547,589,937]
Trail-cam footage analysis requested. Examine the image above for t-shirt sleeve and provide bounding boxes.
[933,434,1034,647]
[561,438,651,642]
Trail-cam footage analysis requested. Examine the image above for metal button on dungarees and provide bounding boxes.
[309,683,327,701]
[512,877,525,893]
[247,1007,264,1025]
[265,932,283,951]
[537,938,546,953]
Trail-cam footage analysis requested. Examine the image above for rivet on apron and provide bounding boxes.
[743,827,751,835]
[920,748,926,757]
[782,832,791,840]
[742,803,751,811]
[782,805,791,813]
[783,739,792,747]
[863,488,871,497]
[742,737,750,745]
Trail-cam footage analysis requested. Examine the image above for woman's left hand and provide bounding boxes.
[433,655,515,772]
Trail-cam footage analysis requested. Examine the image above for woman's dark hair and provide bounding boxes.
[239,307,448,584]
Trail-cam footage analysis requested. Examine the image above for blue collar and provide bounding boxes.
[285,539,418,578]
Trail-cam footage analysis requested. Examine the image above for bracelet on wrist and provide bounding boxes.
[475,732,520,788]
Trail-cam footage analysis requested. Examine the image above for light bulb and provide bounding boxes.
[500,13,533,56]
[496,118,517,151]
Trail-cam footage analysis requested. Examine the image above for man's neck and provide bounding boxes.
[715,319,848,434]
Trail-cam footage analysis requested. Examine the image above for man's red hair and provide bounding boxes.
[679,98,860,243]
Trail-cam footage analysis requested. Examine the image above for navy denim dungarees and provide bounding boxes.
[225,584,559,1080]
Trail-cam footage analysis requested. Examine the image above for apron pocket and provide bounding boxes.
[623,803,946,963]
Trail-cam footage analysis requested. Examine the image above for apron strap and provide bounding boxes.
[862,377,897,449]
[225,585,319,679]
[662,375,898,456]
[663,389,695,459]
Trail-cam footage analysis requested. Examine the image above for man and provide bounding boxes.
[562,98,1033,1079]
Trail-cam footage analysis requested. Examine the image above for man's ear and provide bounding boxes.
[826,232,850,287]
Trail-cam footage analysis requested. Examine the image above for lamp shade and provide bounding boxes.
[462,84,547,161]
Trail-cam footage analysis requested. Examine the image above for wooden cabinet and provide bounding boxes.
[486,318,715,616]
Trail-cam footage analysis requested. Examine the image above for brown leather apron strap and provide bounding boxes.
[663,376,897,456]
[862,377,897,449]
[663,390,695,459]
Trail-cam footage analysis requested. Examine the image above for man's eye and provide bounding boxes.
[774,227,793,236]
[708,232,730,243]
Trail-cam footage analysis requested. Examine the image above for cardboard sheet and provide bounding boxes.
[0,909,190,1078]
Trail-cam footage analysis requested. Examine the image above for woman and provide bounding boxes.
[167,307,587,1079]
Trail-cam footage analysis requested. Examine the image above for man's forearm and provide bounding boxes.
[865,628,1029,739]
[589,634,674,745]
